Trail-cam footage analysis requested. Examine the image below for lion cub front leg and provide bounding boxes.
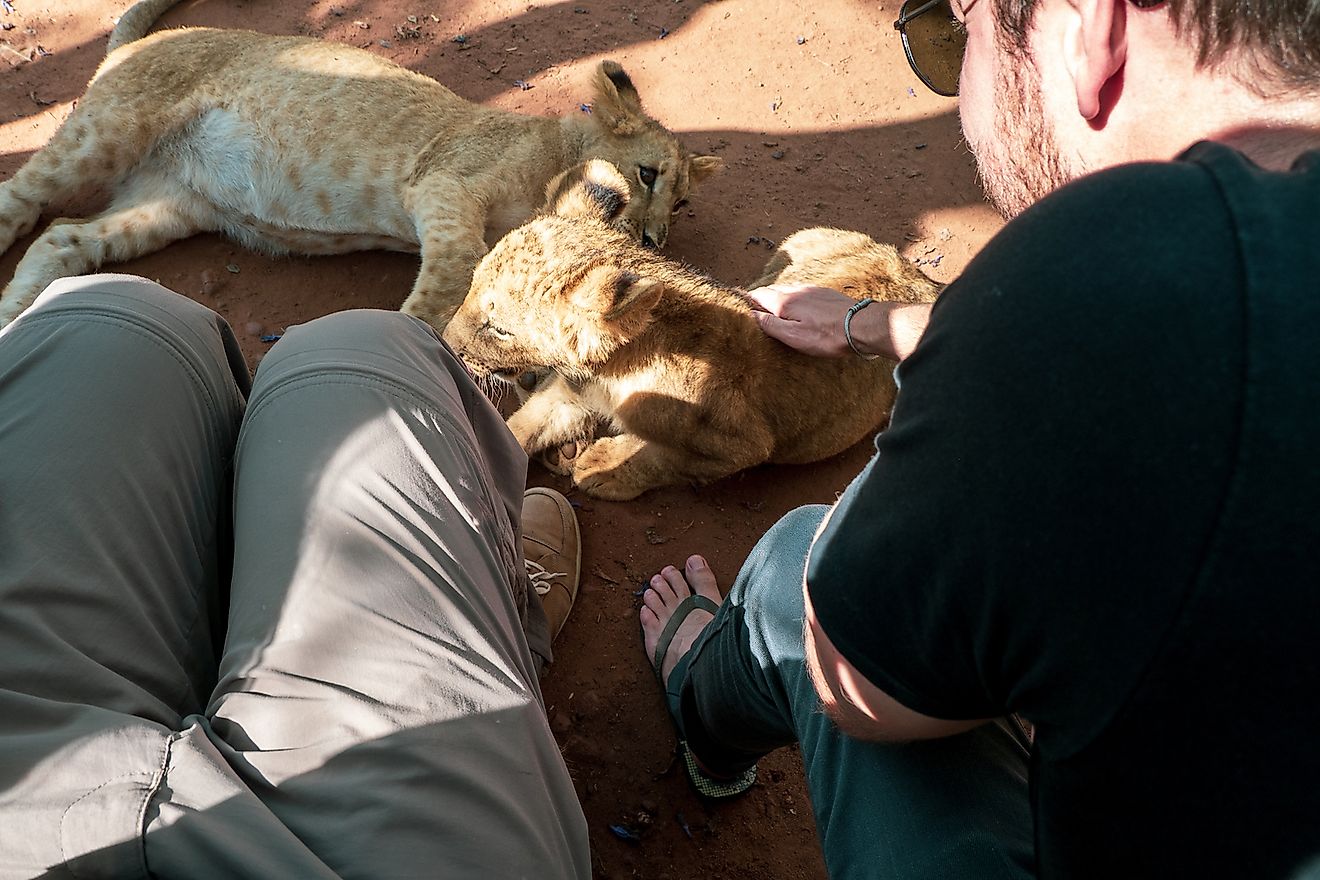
[400,184,489,331]
[505,374,599,456]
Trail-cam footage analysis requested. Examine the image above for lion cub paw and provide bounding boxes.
[571,437,650,501]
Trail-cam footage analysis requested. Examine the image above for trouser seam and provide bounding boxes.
[135,733,177,880]
[59,732,172,880]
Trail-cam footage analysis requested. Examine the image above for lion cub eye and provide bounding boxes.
[638,166,658,189]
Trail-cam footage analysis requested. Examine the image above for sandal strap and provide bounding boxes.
[680,740,757,800]
[652,594,720,679]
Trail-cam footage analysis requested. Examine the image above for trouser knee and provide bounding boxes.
[257,309,473,400]
[727,503,832,640]
[1,273,250,397]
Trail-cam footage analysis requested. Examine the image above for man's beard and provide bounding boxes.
[968,53,1080,219]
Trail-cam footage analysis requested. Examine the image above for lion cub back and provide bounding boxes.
[751,227,940,304]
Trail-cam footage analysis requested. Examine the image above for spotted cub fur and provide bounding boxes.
[444,160,940,501]
[0,0,720,329]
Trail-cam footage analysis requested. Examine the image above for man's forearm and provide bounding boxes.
[849,301,933,362]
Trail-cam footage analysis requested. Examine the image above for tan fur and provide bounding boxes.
[443,160,941,501]
[0,0,721,329]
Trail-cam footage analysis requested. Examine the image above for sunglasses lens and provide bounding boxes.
[901,0,966,96]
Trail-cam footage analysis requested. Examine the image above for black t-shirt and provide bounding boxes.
[807,142,1320,879]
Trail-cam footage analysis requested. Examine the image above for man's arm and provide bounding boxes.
[803,576,991,742]
[747,284,932,362]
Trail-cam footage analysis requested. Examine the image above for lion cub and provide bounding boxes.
[0,0,720,329]
[444,160,940,501]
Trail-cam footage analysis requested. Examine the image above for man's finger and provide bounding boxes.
[754,310,802,344]
[753,309,789,337]
[746,285,796,316]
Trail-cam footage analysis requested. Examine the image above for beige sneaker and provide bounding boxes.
[521,487,581,642]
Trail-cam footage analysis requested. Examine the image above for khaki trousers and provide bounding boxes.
[0,275,587,879]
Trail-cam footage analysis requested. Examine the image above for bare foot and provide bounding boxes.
[640,554,723,686]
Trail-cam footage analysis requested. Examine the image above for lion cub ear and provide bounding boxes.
[572,268,663,321]
[605,272,663,321]
[688,155,724,187]
[546,159,632,223]
[591,60,647,136]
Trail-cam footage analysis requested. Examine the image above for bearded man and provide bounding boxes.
[639,2,1320,878]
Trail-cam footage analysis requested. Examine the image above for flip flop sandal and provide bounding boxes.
[650,593,758,800]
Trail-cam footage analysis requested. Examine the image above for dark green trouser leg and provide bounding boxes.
[669,505,1035,880]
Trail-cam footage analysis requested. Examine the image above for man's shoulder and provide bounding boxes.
[989,150,1232,278]
[931,149,1243,342]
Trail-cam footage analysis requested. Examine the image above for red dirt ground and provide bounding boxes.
[1,2,1003,876]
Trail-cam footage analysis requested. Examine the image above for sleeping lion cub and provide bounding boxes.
[444,160,940,501]
[0,0,719,329]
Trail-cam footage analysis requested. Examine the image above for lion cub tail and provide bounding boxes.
[107,0,184,54]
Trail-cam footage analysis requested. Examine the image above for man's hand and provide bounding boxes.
[747,284,932,362]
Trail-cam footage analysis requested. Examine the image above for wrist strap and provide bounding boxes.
[843,298,881,360]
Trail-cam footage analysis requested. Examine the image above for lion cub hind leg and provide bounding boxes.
[0,96,181,260]
[0,176,214,325]
[570,435,672,501]
[570,431,766,501]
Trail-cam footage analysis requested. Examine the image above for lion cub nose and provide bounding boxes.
[642,230,663,249]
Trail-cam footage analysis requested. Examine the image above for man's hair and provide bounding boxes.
[993,0,1320,93]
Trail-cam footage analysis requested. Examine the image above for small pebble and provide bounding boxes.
[550,710,572,735]
[573,690,604,718]
[796,35,806,44]
[771,150,785,160]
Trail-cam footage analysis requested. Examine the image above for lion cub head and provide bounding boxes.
[580,62,721,249]
[444,160,666,380]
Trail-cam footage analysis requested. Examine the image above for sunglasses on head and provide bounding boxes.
[893,0,967,97]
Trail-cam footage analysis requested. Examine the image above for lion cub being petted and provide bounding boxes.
[0,0,720,329]
[444,160,940,501]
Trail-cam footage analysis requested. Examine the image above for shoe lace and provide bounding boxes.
[525,558,567,597]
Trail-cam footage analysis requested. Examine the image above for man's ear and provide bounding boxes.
[591,60,647,136]
[688,155,724,187]
[545,160,632,222]
[1070,0,1129,121]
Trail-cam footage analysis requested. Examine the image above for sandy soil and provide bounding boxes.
[1,1,1003,876]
